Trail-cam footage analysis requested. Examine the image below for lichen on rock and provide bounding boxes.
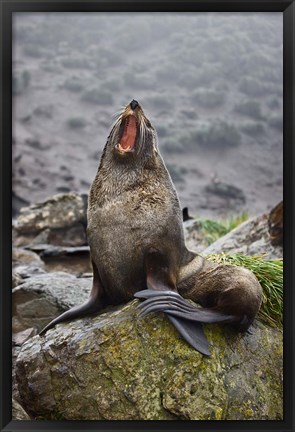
[16,300,283,421]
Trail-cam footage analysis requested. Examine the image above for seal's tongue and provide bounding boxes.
[120,115,137,150]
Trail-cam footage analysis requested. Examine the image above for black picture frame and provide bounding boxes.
[1,1,294,432]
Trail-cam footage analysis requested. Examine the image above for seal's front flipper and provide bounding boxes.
[39,260,104,336]
[134,250,214,355]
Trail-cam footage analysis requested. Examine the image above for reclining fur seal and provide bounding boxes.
[40,100,262,356]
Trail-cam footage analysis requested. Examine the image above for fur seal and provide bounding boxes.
[40,100,263,356]
[182,207,193,222]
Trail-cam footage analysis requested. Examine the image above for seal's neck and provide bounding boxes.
[89,150,170,209]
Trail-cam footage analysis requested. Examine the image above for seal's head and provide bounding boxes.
[90,100,170,206]
[105,100,158,164]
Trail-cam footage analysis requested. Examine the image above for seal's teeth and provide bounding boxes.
[118,142,131,152]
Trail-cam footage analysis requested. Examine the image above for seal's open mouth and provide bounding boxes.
[117,115,137,153]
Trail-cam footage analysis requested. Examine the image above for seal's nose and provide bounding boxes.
[130,99,139,110]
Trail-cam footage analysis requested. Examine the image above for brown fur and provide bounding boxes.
[40,101,262,336]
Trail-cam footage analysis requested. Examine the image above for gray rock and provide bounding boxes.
[13,192,87,247]
[12,272,91,332]
[202,213,282,259]
[28,228,51,245]
[12,247,46,287]
[268,201,283,246]
[16,301,282,420]
[13,247,45,268]
[12,346,22,402]
[12,398,31,420]
[12,272,24,289]
[13,265,47,279]
[12,328,38,407]
[13,327,38,347]
[26,244,92,275]
[183,219,212,252]
[14,192,86,233]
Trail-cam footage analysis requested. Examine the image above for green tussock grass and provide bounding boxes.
[198,212,249,245]
[206,253,283,328]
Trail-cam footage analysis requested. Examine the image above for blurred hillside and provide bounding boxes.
[12,13,283,218]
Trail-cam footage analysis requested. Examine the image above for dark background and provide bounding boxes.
[12,12,283,219]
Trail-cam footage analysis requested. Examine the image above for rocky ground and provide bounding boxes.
[16,302,282,421]
[11,193,283,420]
